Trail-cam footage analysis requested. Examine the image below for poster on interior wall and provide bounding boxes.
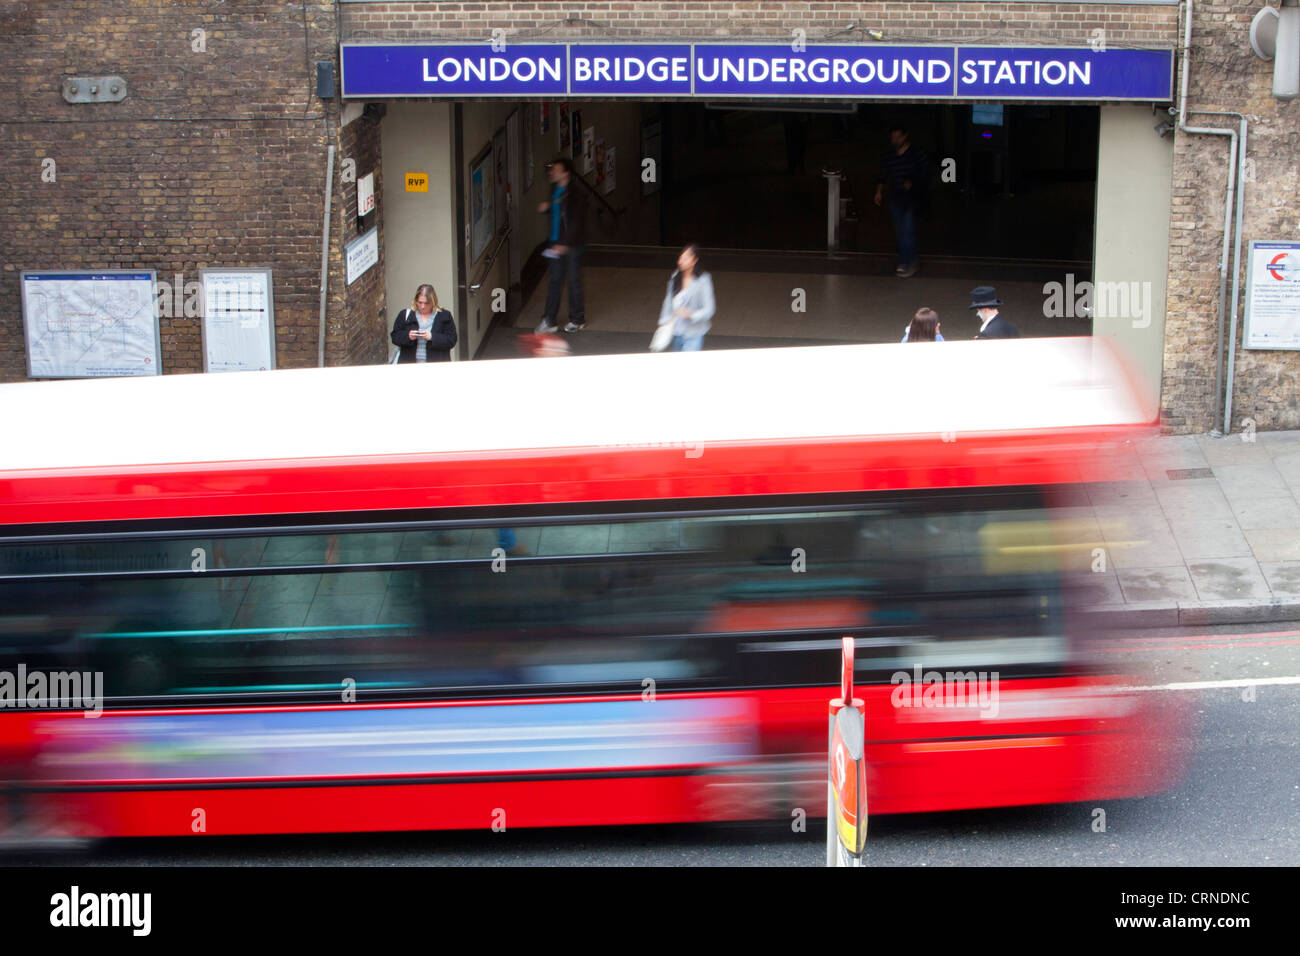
[594,138,606,189]
[558,103,570,153]
[469,142,494,265]
[524,104,535,190]
[640,118,662,197]
[493,126,508,233]
[603,146,616,195]
[540,101,550,134]
[582,126,595,174]
[570,109,582,160]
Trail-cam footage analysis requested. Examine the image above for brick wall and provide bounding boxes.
[0,1,380,378]
[1162,1,1299,433]
[341,1,1179,45]
[334,105,389,366]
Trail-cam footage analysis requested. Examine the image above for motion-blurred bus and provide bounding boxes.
[0,339,1190,838]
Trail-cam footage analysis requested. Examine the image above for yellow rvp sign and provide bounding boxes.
[405,172,429,192]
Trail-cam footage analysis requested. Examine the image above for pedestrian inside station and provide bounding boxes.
[370,60,1172,395]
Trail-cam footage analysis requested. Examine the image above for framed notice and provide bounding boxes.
[199,268,276,373]
[604,146,616,194]
[570,109,582,159]
[20,270,160,378]
[493,125,509,233]
[1243,239,1300,350]
[345,227,379,285]
[582,126,595,174]
[468,142,494,264]
[523,103,535,190]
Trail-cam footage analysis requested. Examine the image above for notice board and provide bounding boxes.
[1243,240,1300,350]
[21,270,161,378]
[200,268,276,372]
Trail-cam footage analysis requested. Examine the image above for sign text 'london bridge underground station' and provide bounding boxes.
[340,43,1174,101]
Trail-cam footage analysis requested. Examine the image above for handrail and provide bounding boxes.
[572,171,624,219]
[468,225,511,295]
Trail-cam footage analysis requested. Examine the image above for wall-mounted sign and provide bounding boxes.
[199,268,275,373]
[345,227,379,285]
[20,270,160,378]
[468,143,494,264]
[357,171,375,215]
[405,172,429,192]
[341,43,1175,101]
[1243,239,1300,350]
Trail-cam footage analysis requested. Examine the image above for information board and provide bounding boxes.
[1243,239,1300,350]
[20,270,160,378]
[199,268,276,373]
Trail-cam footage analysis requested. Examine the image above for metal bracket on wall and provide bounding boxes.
[63,76,127,103]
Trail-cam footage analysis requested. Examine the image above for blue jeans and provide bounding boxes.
[542,245,585,325]
[497,528,516,551]
[889,197,917,267]
[671,334,704,352]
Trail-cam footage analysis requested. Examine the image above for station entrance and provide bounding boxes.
[378,94,1164,372]
[658,101,1098,265]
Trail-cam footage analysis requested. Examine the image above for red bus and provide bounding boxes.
[0,338,1191,838]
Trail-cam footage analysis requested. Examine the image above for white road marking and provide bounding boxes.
[1119,676,1300,692]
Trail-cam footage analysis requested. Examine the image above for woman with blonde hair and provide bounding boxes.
[391,284,457,363]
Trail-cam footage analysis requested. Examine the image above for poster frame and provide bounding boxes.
[198,267,277,373]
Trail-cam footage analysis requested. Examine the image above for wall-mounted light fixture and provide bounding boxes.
[1250,2,1300,99]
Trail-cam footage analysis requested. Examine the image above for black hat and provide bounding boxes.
[968,286,1003,310]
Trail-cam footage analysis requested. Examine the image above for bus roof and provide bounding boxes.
[0,338,1149,473]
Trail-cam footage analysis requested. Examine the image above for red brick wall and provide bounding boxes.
[341,1,1179,45]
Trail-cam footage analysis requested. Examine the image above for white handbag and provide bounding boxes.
[649,322,674,352]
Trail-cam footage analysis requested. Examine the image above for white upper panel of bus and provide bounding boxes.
[0,339,1150,472]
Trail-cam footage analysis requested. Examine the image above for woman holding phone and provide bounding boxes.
[391,284,457,363]
[656,244,715,352]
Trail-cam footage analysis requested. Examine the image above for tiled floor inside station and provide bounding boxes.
[484,259,1090,358]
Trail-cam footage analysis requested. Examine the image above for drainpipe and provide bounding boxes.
[318,144,335,367]
[1222,116,1248,437]
[1176,0,1247,438]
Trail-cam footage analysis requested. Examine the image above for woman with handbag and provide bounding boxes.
[390,284,457,363]
[652,244,714,352]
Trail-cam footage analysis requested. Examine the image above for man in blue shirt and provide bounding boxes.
[535,157,588,333]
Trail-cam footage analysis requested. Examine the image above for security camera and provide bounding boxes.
[1154,118,1176,137]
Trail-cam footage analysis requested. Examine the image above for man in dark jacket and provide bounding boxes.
[536,157,588,333]
[969,286,1021,339]
[874,124,929,278]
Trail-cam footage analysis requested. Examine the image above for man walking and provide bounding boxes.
[874,124,928,278]
[969,286,1021,338]
[536,157,588,333]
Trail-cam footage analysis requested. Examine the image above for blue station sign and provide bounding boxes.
[341,43,1174,101]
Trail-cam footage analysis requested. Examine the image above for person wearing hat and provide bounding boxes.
[969,286,1020,339]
